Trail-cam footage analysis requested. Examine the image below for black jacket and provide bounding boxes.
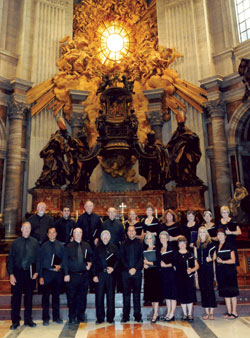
[119,238,143,272]
[63,240,93,275]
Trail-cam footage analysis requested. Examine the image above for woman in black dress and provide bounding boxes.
[183,211,199,249]
[143,233,162,323]
[195,226,217,320]
[160,209,182,250]
[159,231,177,322]
[216,228,239,319]
[141,204,159,238]
[203,210,218,243]
[174,236,199,321]
[125,209,144,241]
[218,205,241,266]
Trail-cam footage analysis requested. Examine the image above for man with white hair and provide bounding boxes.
[63,227,93,324]
[92,230,119,324]
[76,200,102,248]
[7,222,39,330]
[28,202,54,245]
[101,207,125,293]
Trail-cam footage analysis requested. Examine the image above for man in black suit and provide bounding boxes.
[7,222,39,330]
[63,227,93,324]
[92,230,119,324]
[54,206,75,245]
[120,225,143,323]
[102,207,125,292]
[101,207,125,247]
[76,200,102,248]
[28,202,54,245]
[39,227,65,326]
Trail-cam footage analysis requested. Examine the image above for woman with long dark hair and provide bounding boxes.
[174,236,199,321]
[216,228,239,319]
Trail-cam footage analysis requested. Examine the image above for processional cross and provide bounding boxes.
[119,202,127,226]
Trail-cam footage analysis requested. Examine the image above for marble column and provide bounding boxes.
[205,100,231,208]
[3,100,27,238]
[3,78,32,238]
[143,88,165,141]
[69,90,89,137]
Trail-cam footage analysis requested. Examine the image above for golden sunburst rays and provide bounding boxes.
[97,22,134,64]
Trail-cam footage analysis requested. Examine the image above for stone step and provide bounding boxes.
[0,290,249,320]
[0,304,249,321]
[0,289,249,306]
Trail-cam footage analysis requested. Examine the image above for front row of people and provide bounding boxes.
[7,220,239,329]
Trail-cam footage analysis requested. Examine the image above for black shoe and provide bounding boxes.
[107,320,115,324]
[135,318,143,323]
[166,316,175,322]
[77,315,87,323]
[43,320,49,326]
[24,320,37,327]
[68,318,77,324]
[121,317,129,323]
[10,322,20,330]
[53,318,63,324]
[96,320,104,324]
[151,315,159,324]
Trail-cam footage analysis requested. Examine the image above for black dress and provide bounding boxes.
[143,248,162,302]
[203,223,218,244]
[217,219,240,266]
[174,250,196,304]
[183,222,199,247]
[216,242,239,298]
[159,223,182,250]
[159,245,177,300]
[196,242,217,308]
[142,217,160,236]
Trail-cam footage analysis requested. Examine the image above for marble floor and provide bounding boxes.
[0,317,250,338]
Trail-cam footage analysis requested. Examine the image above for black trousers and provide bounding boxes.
[66,271,89,320]
[11,269,36,323]
[42,270,63,321]
[95,271,115,322]
[121,270,142,320]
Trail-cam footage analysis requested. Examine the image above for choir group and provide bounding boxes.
[6,200,241,330]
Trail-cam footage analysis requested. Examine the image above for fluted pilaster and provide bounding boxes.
[205,99,231,208]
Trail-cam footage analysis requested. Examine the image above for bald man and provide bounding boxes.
[28,202,54,245]
[76,200,102,248]
[63,227,93,324]
[101,207,125,247]
[101,208,125,293]
[7,222,39,330]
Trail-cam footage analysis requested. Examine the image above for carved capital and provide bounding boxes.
[70,111,88,128]
[204,99,226,119]
[7,99,29,120]
[146,110,164,126]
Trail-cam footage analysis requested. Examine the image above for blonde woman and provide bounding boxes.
[159,231,177,322]
[218,205,241,266]
[195,226,217,320]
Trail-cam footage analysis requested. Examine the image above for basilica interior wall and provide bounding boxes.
[157,0,250,209]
